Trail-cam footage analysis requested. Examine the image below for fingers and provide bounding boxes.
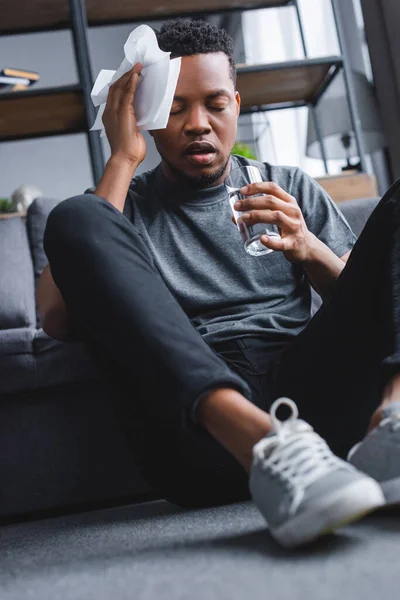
[240,181,297,205]
[113,62,143,88]
[131,62,143,76]
[234,194,300,218]
[122,70,141,111]
[107,63,143,112]
[239,209,294,231]
[260,234,287,252]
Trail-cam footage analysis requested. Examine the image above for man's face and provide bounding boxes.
[152,52,241,189]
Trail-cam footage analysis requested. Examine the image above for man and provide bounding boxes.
[38,19,400,548]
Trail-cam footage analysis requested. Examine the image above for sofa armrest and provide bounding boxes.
[0,217,36,329]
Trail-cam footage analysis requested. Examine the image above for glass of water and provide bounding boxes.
[225,165,281,256]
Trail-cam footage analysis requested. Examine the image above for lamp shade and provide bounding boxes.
[306,71,386,160]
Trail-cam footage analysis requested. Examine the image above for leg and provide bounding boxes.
[197,339,281,472]
[44,195,252,418]
[43,194,270,506]
[198,387,271,472]
[273,178,400,456]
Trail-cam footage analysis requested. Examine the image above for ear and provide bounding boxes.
[235,91,241,117]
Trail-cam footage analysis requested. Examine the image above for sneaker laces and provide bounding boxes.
[253,398,347,515]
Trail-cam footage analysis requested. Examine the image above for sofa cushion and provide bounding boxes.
[27,197,62,287]
[0,217,36,330]
[27,197,63,327]
[0,328,100,395]
[0,328,36,394]
[0,327,35,356]
[34,329,99,390]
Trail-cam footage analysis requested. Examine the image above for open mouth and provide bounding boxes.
[186,152,216,165]
[184,142,217,166]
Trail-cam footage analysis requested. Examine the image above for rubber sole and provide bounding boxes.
[380,476,400,506]
[270,477,385,548]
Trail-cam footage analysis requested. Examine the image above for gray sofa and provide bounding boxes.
[0,194,380,521]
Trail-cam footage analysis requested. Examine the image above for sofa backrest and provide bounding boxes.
[27,197,63,288]
[0,216,36,330]
[0,198,62,332]
[337,197,380,238]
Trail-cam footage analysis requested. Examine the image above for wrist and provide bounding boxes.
[301,232,321,265]
[109,153,140,172]
[95,154,138,213]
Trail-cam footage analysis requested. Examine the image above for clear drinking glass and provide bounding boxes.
[225,165,281,256]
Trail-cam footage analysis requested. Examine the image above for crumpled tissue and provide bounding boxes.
[90,24,181,137]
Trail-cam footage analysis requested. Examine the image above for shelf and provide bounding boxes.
[0,1,70,36]
[0,86,86,141]
[0,57,342,142]
[0,0,292,35]
[0,212,26,219]
[87,0,292,27]
[237,57,343,113]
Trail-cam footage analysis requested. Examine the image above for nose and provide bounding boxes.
[184,105,211,136]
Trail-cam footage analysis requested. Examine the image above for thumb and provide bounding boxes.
[260,234,284,251]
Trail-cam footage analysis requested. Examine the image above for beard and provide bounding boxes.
[159,153,230,190]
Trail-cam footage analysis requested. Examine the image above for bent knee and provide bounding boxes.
[44,193,109,255]
[46,193,106,229]
[46,192,117,235]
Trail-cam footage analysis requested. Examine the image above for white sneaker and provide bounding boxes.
[250,398,385,548]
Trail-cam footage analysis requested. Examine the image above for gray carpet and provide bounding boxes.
[0,500,399,600]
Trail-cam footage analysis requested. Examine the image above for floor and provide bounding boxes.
[0,500,398,600]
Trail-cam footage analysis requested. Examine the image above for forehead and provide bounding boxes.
[174,53,234,97]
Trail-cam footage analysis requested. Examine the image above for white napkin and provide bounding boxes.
[90,25,181,137]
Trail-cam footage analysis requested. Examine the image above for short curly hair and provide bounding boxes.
[155,19,236,85]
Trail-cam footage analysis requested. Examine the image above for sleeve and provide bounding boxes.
[289,168,357,258]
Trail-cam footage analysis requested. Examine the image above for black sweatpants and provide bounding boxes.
[43,178,400,508]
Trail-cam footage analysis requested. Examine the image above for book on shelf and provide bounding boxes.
[0,68,40,93]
